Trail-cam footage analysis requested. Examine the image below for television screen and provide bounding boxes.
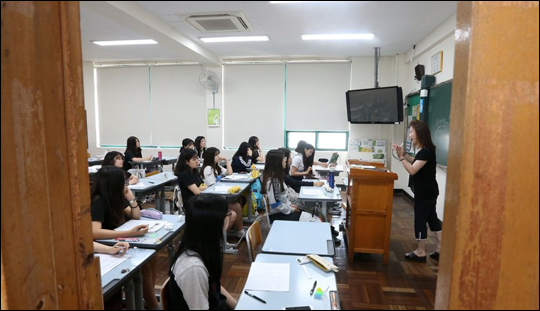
[346,86,404,124]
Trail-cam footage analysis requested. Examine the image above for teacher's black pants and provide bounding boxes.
[414,198,442,240]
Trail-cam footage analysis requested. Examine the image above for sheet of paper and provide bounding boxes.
[128,181,147,189]
[210,186,231,193]
[244,263,290,292]
[114,220,167,233]
[223,174,250,180]
[303,188,323,196]
[95,253,130,276]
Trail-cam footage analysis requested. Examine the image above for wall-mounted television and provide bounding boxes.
[346,86,404,124]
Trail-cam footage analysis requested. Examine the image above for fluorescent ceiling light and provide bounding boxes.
[200,36,269,43]
[92,39,158,46]
[270,1,319,3]
[302,34,374,40]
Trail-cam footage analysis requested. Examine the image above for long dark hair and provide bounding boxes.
[410,120,436,152]
[103,151,124,167]
[248,136,259,150]
[201,147,222,178]
[233,142,251,162]
[125,136,142,157]
[91,166,126,228]
[174,149,199,176]
[261,150,285,194]
[173,194,227,284]
[278,147,292,174]
[295,140,307,153]
[180,138,194,153]
[194,136,206,158]
[304,143,315,168]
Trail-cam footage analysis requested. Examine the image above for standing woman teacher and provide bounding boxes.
[393,120,442,262]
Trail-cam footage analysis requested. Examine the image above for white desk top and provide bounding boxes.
[262,221,335,256]
[236,254,337,310]
[99,248,156,299]
[313,165,344,173]
[299,187,342,202]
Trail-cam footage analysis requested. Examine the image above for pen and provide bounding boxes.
[148,181,154,184]
[310,280,317,295]
[244,291,266,304]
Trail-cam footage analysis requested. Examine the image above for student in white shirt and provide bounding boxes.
[201,147,245,237]
[290,141,315,180]
[168,195,237,310]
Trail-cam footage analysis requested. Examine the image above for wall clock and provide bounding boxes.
[431,51,443,75]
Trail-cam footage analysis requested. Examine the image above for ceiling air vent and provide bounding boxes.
[185,13,253,32]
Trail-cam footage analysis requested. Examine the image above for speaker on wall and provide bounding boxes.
[414,64,425,81]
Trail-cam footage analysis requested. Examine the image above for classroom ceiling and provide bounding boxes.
[80,1,457,65]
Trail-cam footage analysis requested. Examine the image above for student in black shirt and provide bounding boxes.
[123,136,152,171]
[90,166,161,309]
[231,142,253,173]
[103,151,139,185]
[393,120,442,262]
[248,136,264,164]
[175,149,239,232]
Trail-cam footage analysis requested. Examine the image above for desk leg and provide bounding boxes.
[247,188,253,221]
[167,241,174,268]
[123,279,136,310]
[133,270,144,310]
[322,201,327,218]
[158,187,166,213]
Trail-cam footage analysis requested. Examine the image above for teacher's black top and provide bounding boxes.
[409,147,439,202]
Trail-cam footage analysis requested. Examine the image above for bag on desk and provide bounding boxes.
[307,254,338,273]
[141,208,163,220]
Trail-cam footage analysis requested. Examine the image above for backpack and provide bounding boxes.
[251,179,265,211]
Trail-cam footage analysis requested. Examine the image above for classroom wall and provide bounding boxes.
[400,14,457,220]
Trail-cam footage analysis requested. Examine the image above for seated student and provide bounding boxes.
[231,142,253,173]
[290,141,315,180]
[262,150,323,224]
[179,138,194,153]
[103,151,139,185]
[90,166,161,310]
[305,146,328,170]
[248,136,264,164]
[278,148,323,193]
[194,136,207,160]
[123,136,153,171]
[201,147,245,237]
[169,195,238,310]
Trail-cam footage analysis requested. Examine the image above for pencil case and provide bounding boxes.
[141,208,163,220]
[307,254,339,272]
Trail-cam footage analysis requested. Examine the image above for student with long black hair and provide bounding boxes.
[180,138,194,153]
[290,141,315,180]
[123,136,152,171]
[231,142,253,173]
[393,120,442,262]
[169,195,237,310]
[278,147,323,193]
[194,136,207,159]
[248,136,264,164]
[201,147,245,237]
[174,149,208,208]
[262,150,302,223]
[90,166,161,310]
[103,151,139,185]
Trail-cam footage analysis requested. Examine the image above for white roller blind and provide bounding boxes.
[224,64,285,149]
[97,67,150,145]
[286,63,350,131]
[150,66,207,146]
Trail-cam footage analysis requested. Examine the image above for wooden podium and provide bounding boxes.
[345,160,398,265]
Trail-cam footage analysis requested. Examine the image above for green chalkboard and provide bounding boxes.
[427,80,452,166]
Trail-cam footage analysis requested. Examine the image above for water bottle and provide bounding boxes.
[158,151,162,160]
[328,167,335,188]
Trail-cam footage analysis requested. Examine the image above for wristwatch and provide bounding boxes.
[129,199,138,207]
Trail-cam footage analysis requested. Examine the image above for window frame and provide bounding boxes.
[285,130,349,151]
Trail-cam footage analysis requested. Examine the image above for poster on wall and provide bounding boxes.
[207,109,220,127]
